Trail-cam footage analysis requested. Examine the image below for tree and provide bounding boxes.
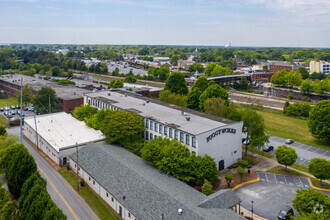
[32,87,58,114]
[186,88,202,110]
[72,104,98,121]
[0,126,6,136]
[7,144,37,197]
[271,69,289,86]
[17,84,33,105]
[1,201,19,220]
[164,71,188,95]
[201,180,214,196]
[51,66,62,76]
[223,104,242,121]
[275,145,298,171]
[199,84,228,111]
[239,76,249,90]
[99,110,144,148]
[188,63,205,73]
[112,67,119,76]
[100,62,108,74]
[224,174,233,188]
[237,167,245,182]
[204,97,227,117]
[170,55,180,66]
[210,65,231,76]
[292,188,330,219]
[158,90,187,107]
[191,154,219,183]
[298,67,309,80]
[191,76,209,92]
[205,63,217,76]
[125,70,137,83]
[308,100,330,143]
[308,158,330,185]
[242,109,269,156]
[300,80,313,95]
[286,70,303,87]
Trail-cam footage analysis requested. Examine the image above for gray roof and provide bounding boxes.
[70,143,244,220]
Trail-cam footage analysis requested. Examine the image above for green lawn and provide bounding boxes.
[267,166,308,177]
[310,178,330,190]
[0,97,19,108]
[255,109,329,151]
[290,163,309,173]
[58,168,118,220]
[0,115,7,127]
[243,146,274,158]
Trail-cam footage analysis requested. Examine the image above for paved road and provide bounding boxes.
[268,136,330,167]
[7,127,99,220]
[235,172,330,220]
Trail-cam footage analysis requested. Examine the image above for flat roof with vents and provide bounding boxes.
[24,112,105,152]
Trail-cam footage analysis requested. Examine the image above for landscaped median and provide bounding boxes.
[58,168,119,220]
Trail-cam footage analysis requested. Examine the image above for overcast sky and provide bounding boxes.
[0,0,329,47]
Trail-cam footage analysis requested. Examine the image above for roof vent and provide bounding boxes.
[123,196,126,200]
[185,117,190,121]
[108,93,111,96]
[146,100,149,103]
[178,209,183,215]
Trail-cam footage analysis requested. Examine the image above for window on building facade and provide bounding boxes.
[146,119,149,128]
[186,134,190,145]
[192,136,196,148]
[192,151,196,154]
[154,135,157,140]
[180,132,184,143]
[111,197,114,202]
[155,123,158,132]
[174,130,178,140]
[93,180,95,185]
[164,126,167,136]
[128,213,131,218]
[89,177,91,181]
[76,100,80,105]
[69,100,73,106]
[145,131,149,140]
[106,192,109,197]
[159,124,163,134]
[150,121,153,130]
[169,128,173,138]
[150,133,153,140]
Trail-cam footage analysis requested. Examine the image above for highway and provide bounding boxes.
[7,127,99,220]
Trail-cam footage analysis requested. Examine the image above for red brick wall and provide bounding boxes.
[269,65,292,73]
[59,98,83,113]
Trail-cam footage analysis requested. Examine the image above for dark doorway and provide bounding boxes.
[219,160,224,171]
[119,206,122,217]
[63,157,67,165]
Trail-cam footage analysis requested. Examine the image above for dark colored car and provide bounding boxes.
[0,108,3,111]
[263,145,274,152]
[16,105,20,109]
[278,206,294,220]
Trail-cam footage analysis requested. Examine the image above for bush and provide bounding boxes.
[80,178,85,187]
[66,164,71,170]
[201,180,214,196]
[225,174,234,188]
[238,160,249,167]
[283,102,311,118]
[287,93,293,100]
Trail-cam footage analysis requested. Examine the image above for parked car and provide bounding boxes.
[16,105,20,109]
[285,139,294,144]
[243,139,250,145]
[11,106,16,110]
[0,108,3,111]
[11,110,15,115]
[4,107,9,111]
[23,106,29,111]
[277,206,294,220]
[263,145,274,152]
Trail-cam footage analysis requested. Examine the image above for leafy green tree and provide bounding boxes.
[100,62,108,74]
[283,103,311,118]
[286,70,303,87]
[125,70,137,83]
[210,65,231,76]
[186,88,202,110]
[164,72,188,95]
[0,126,6,136]
[17,84,33,105]
[242,109,269,156]
[112,67,119,76]
[85,109,112,130]
[298,67,309,80]
[72,104,98,121]
[43,206,67,220]
[141,138,167,165]
[1,201,19,220]
[239,76,249,90]
[201,180,214,196]
[191,76,209,92]
[32,87,58,114]
[51,66,62,76]
[158,90,187,107]
[237,167,245,182]
[224,174,233,188]
[7,144,37,197]
[219,60,237,70]
[0,187,10,209]
[271,69,289,85]
[199,84,228,111]
[292,188,330,219]
[205,63,217,76]
[191,154,219,183]
[223,104,242,121]
[99,110,144,147]
[204,97,227,117]
[20,181,44,219]
[0,141,20,173]
[188,63,205,73]
[308,158,330,185]
[308,100,330,143]
[275,145,298,171]
[170,55,180,66]
[300,80,313,95]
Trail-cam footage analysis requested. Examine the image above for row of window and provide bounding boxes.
[145,119,196,148]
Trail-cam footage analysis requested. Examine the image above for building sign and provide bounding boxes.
[206,128,236,143]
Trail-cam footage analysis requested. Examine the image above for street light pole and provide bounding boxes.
[251,200,254,219]
[76,142,79,192]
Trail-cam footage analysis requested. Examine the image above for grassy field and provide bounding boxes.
[0,115,7,127]
[310,178,330,190]
[255,109,329,151]
[58,168,118,220]
[290,163,309,173]
[0,97,19,108]
[267,166,308,177]
[243,146,274,158]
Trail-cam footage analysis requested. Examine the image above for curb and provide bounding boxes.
[232,177,260,190]
[308,178,330,192]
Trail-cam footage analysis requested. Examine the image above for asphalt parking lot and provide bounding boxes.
[0,106,36,122]
[107,62,148,76]
[235,172,330,220]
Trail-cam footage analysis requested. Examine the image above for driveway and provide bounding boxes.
[235,172,330,220]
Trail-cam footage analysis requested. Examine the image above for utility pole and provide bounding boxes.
[34,115,39,150]
[20,78,23,144]
[49,96,51,114]
[76,142,79,192]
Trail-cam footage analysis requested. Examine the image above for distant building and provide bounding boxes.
[178,60,194,69]
[123,83,163,98]
[84,90,243,170]
[310,61,330,74]
[0,74,87,113]
[70,143,244,220]
[24,112,105,166]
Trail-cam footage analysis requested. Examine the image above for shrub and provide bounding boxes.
[201,180,214,196]
[224,174,233,188]
[287,93,293,100]
[66,164,71,170]
[283,102,311,118]
[238,160,249,167]
[80,178,85,187]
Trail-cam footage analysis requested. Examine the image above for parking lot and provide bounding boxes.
[107,62,148,76]
[0,105,36,122]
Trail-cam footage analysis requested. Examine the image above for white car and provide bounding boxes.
[285,139,294,144]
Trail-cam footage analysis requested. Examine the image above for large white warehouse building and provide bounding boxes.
[84,90,243,170]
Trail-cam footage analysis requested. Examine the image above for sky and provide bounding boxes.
[0,0,330,47]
